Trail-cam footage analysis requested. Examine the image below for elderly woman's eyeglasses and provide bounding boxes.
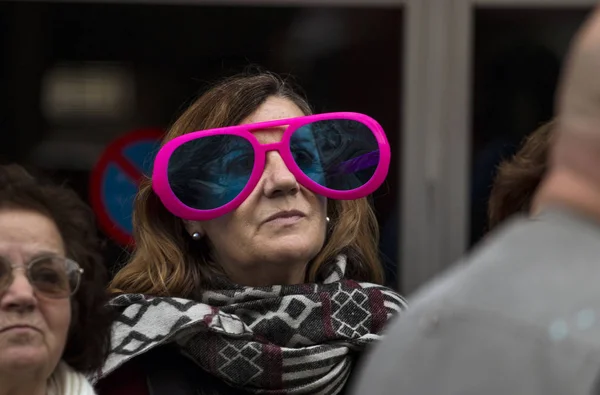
[0,256,84,299]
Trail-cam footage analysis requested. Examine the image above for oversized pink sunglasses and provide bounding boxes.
[152,112,391,221]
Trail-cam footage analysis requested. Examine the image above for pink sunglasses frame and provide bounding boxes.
[152,112,391,221]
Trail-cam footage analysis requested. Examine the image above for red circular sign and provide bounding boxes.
[90,129,163,247]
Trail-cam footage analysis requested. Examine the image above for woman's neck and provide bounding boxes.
[222,263,308,286]
[0,373,47,395]
[0,385,46,395]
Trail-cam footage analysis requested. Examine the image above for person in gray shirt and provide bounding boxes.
[350,5,600,395]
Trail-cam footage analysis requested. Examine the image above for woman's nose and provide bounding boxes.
[262,152,299,198]
[0,269,37,312]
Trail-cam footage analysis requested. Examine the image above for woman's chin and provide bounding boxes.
[261,236,323,263]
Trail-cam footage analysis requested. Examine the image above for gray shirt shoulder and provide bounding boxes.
[351,208,600,395]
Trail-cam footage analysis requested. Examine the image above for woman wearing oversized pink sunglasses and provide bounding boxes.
[94,71,406,395]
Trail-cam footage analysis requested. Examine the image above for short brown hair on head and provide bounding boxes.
[109,70,384,298]
[488,120,555,230]
[0,164,114,374]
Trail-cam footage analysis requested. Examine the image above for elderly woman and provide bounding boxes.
[94,72,406,395]
[0,164,113,395]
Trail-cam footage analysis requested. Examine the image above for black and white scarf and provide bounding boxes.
[93,255,406,394]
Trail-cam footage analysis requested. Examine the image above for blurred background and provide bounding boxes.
[0,0,594,294]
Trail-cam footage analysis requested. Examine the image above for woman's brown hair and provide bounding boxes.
[488,120,555,230]
[110,71,383,297]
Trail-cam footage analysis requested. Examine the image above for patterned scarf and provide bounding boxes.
[93,255,405,394]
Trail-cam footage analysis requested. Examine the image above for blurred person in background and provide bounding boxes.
[94,71,406,395]
[0,164,113,395]
[350,5,600,395]
[470,44,560,245]
[487,120,554,230]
